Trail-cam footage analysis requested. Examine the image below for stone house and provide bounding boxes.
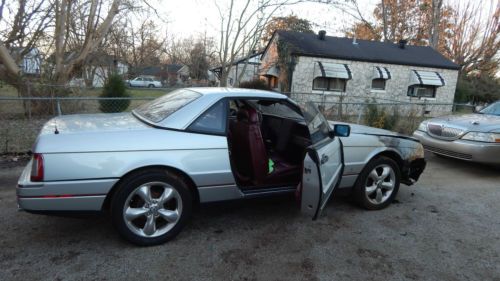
[211,51,262,86]
[260,30,460,114]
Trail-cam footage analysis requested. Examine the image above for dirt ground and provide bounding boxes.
[0,154,499,281]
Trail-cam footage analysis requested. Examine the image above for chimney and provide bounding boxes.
[318,30,326,40]
[353,36,358,45]
[398,39,407,49]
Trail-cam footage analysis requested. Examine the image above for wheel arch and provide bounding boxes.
[101,165,200,211]
[373,149,405,171]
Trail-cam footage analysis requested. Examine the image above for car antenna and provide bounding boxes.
[54,120,59,134]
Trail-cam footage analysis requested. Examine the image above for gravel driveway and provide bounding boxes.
[0,154,499,281]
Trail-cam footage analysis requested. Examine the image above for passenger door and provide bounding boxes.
[301,102,344,220]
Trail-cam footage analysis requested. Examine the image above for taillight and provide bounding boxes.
[30,153,44,182]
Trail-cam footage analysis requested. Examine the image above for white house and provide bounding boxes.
[9,47,42,76]
[69,53,128,87]
[210,51,262,86]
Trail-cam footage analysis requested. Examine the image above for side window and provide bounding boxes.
[371,78,386,90]
[407,85,436,98]
[302,102,331,144]
[188,100,228,134]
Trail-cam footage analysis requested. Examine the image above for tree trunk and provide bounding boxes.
[381,0,389,42]
[429,0,443,49]
[219,67,229,87]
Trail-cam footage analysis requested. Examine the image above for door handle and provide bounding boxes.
[320,154,329,164]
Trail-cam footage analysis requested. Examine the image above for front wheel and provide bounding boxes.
[111,169,193,246]
[352,156,400,210]
[148,84,154,88]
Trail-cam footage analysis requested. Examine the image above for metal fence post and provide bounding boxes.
[357,104,363,124]
[27,82,32,120]
[56,98,62,116]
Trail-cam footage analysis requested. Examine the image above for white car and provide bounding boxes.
[126,76,162,88]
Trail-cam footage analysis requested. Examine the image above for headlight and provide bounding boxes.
[417,122,428,132]
[461,132,500,143]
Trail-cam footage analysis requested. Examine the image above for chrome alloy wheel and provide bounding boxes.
[123,182,182,238]
[364,164,396,205]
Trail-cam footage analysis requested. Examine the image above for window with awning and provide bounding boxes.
[313,62,352,79]
[372,66,391,80]
[371,66,391,91]
[409,70,445,86]
[312,62,351,92]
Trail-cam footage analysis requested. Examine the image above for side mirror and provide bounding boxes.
[333,124,350,137]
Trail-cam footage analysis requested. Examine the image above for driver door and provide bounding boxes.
[300,102,344,220]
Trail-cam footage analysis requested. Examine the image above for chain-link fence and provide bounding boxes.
[0,84,474,153]
[288,92,473,136]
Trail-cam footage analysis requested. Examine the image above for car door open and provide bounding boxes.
[300,102,345,220]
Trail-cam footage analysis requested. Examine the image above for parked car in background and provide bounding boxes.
[126,76,162,88]
[413,101,500,164]
[17,88,425,246]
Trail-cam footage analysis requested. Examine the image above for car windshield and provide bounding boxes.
[479,102,500,116]
[133,89,201,123]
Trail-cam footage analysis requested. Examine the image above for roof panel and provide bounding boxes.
[275,31,460,70]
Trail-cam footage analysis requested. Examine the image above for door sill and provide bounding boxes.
[241,185,296,198]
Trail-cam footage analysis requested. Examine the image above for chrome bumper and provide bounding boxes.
[413,130,500,164]
[17,161,117,211]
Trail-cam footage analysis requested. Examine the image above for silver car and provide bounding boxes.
[413,101,500,164]
[126,76,162,88]
[17,88,425,246]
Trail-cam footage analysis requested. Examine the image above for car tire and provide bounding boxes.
[128,83,132,87]
[110,169,193,246]
[148,84,154,88]
[352,156,400,210]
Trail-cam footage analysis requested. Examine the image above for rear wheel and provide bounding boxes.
[352,156,400,210]
[111,169,192,246]
[148,84,154,88]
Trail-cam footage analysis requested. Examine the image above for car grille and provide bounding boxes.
[423,145,473,160]
[427,123,464,140]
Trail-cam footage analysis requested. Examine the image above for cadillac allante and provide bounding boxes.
[17,88,425,245]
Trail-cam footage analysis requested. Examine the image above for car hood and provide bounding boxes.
[426,113,500,132]
[329,121,416,139]
[39,113,148,135]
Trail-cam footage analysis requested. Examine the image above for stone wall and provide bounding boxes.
[290,56,459,116]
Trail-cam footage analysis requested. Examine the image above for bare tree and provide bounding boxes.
[0,0,53,82]
[429,0,443,49]
[0,0,134,90]
[444,0,500,75]
[52,0,124,84]
[214,0,301,87]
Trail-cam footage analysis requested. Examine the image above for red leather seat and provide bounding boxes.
[229,107,301,187]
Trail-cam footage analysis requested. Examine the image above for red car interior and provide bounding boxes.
[228,106,306,188]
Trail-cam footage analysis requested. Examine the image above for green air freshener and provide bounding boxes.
[268,159,274,174]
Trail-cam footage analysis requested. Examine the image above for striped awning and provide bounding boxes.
[409,70,445,86]
[314,62,352,79]
[373,66,391,79]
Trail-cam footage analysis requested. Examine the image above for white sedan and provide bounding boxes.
[126,76,162,88]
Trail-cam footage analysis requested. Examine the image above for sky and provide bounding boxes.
[153,0,494,40]
[156,0,380,39]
